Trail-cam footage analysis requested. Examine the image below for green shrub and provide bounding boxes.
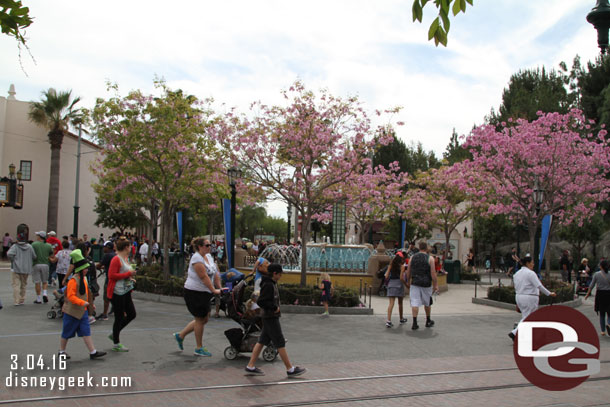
[487,279,574,305]
[135,275,185,297]
[460,271,481,281]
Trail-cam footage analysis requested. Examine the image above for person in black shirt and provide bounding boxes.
[559,250,571,283]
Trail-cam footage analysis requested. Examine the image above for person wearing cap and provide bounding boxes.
[508,254,556,341]
[46,231,62,286]
[31,231,54,304]
[58,248,106,361]
[7,232,36,305]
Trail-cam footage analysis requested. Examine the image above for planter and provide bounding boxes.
[472,297,582,310]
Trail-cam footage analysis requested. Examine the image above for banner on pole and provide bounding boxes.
[222,198,232,265]
[538,214,553,274]
[401,220,407,249]
[176,211,183,253]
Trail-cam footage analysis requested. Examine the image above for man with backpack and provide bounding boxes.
[404,241,438,330]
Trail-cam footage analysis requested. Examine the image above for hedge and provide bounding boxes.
[134,274,360,307]
[460,271,481,281]
[487,279,574,305]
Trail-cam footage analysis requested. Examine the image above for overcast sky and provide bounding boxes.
[0,1,602,219]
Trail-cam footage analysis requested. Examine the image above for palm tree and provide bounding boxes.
[29,88,83,232]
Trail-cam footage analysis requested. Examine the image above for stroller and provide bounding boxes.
[223,274,278,362]
[47,290,64,319]
[377,265,388,296]
[576,271,591,296]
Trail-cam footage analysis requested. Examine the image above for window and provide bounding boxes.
[19,161,31,181]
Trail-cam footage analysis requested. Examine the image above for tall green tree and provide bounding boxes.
[93,198,147,234]
[473,214,513,271]
[29,88,83,232]
[558,213,606,263]
[487,67,574,125]
[443,128,471,164]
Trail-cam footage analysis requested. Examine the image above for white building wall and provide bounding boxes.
[0,86,114,239]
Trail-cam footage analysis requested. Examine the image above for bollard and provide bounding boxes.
[498,278,502,288]
[474,279,477,298]
[364,282,368,304]
[368,286,372,309]
[359,279,363,298]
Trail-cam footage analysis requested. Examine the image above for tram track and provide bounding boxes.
[2,362,609,405]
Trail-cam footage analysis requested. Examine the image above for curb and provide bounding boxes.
[472,297,582,310]
[132,291,374,315]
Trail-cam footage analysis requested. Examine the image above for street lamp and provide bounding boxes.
[227,166,242,268]
[533,178,545,276]
[587,0,610,54]
[286,205,292,244]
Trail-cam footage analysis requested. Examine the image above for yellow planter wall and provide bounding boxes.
[236,268,372,289]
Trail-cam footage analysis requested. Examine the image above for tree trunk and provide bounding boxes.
[47,145,61,232]
[161,207,173,279]
[299,213,311,286]
[491,243,497,272]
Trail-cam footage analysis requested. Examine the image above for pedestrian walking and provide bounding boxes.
[173,237,222,357]
[584,259,610,336]
[385,254,407,327]
[319,272,333,317]
[508,254,556,341]
[405,241,438,330]
[7,232,36,305]
[2,232,12,259]
[46,231,62,286]
[58,249,106,361]
[245,264,306,377]
[31,231,54,304]
[96,241,116,321]
[55,240,71,287]
[107,238,137,352]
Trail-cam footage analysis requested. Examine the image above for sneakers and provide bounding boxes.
[245,366,265,376]
[90,350,107,359]
[399,318,408,324]
[43,295,49,303]
[425,319,435,328]
[412,322,419,330]
[194,347,212,357]
[112,344,129,352]
[385,320,393,328]
[320,311,330,317]
[33,300,42,304]
[88,316,96,324]
[287,366,306,377]
[173,332,184,350]
[58,352,71,360]
[97,314,108,321]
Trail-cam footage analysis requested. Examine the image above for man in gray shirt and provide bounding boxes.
[7,232,36,305]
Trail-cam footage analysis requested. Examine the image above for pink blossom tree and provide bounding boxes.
[463,109,610,258]
[216,81,398,285]
[92,81,227,277]
[405,164,485,259]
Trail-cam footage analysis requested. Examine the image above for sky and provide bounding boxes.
[0,0,602,219]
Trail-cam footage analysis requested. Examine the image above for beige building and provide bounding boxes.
[0,85,113,240]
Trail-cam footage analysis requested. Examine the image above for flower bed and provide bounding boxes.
[487,279,573,305]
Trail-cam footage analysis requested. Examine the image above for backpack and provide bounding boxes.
[410,253,432,287]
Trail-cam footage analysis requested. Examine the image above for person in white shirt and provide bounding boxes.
[139,240,149,264]
[508,254,556,341]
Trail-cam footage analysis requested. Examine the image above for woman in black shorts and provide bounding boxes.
[173,237,221,356]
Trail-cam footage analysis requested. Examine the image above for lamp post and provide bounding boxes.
[533,178,545,276]
[286,205,292,244]
[587,0,610,54]
[227,166,242,269]
[73,124,82,237]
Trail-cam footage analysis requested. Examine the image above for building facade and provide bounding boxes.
[0,85,113,240]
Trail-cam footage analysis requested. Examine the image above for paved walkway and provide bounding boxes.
[0,264,608,407]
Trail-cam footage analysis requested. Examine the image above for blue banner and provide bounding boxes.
[176,211,183,253]
[538,215,553,273]
[401,219,406,249]
[222,198,232,267]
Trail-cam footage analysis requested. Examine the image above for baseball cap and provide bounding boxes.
[48,231,56,236]
[35,231,47,239]
[104,241,114,249]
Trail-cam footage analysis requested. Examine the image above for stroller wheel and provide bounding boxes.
[47,311,56,319]
[224,346,238,360]
[262,346,278,362]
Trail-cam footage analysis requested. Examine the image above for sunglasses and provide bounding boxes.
[204,244,211,247]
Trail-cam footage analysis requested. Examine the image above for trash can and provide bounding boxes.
[169,252,185,277]
[444,260,461,283]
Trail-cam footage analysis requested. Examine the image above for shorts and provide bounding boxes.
[409,285,433,307]
[387,279,405,297]
[258,317,286,348]
[32,264,49,284]
[61,310,91,339]
[184,288,213,318]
